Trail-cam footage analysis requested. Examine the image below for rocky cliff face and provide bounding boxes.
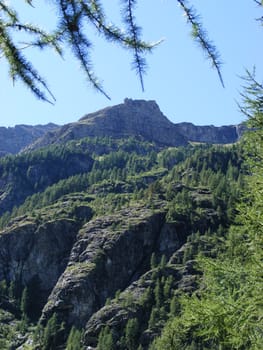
[24,99,245,152]
[0,102,244,349]
[175,122,246,144]
[41,204,167,327]
[0,199,92,314]
[0,182,225,348]
[26,99,188,150]
[1,100,245,154]
[84,263,197,348]
[40,195,219,338]
[0,218,78,293]
[0,123,59,156]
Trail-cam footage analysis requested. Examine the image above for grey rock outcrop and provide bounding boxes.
[175,122,246,144]
[0,123,59,156]
[26,99,188,150]
[0,197,92,307]
[0,217,80,311]
[84,264,198,348]
[41,204,167,327]
[25,99,245,152]
[0,185,223,347]
[1,100,245,155]
[41,194,220,333]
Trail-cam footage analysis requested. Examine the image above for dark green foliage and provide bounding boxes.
[20,287,29,321]
[0,135,247,348]
[169,296,181,316]
[164,144,243,230]
[0,280,7,298]
[42,313,61,350]
[148,307,159,329]
[8,280,22,301]
[0,137,161,227]
[97,325,114,350]
[154,279,163,309]
[159,255,167,269]
[0,142,93,217]
[30,314,64,349]
[152,73,263,350]
[66,326,83,350]
[124,318,140,350]
[158,147,187,169]
[150,252,157,269]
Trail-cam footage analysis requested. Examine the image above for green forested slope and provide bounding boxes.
[0,128,247,349]
[6,68,263,350]
[151,76,263,350]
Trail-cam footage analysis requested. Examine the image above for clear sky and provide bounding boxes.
[0,1,262,127]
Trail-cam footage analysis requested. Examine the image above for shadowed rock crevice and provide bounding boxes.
[0,204,93,314]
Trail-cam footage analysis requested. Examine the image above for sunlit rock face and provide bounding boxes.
[2,100,244,155]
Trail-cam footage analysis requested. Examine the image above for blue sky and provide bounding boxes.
[0,1,262,127]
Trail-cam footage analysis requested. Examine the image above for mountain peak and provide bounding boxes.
[79,98,169,124]
[8,99,244,154]
[28,99,188,150]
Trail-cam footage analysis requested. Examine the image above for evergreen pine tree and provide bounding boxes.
[20,286,30,321]
[150,252,157,269]
[153,71,263,350]
[42,313,60,350]
[0,1,227,101]
[124,318,139,350]
[148,307,159,329]
[97,326,114,350]
[66,326,82,350]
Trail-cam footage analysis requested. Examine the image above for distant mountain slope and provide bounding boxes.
[0,123,59,156]
[25,99,188,151]
[175,122,245,144]
[0,133,244,349]
[25,99,245,152]
[1,100,245,156]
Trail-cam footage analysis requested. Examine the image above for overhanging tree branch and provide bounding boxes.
[177,0,224,87]
[4,0,260,102]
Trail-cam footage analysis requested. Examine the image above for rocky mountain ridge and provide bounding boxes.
[0,123,59,156]
[0,190,220,348]
[0,101,245,349]
[0,99,245,156]
[175,121,245,144]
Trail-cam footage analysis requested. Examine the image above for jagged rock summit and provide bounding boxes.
[26,99,188,150]
[3,99,245,154]
[79,98,189,146]
[79,99,245,145]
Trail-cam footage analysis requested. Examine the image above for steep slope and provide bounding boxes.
[0,145,93,215]
[0,136,244,349]
[23,99,245,152]
[175,122,246,144]
[26,99,188,150]
[0,195,92,321]
[41,204,167,327]
[0,123,58,156]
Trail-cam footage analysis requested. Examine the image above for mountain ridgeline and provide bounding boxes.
[0,100,248,349]
[0,123,59,156]
[1,99,245,157]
